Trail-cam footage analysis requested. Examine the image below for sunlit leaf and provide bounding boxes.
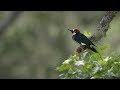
[98,60,106,65]
[83,31,91,37]
[63,59,71,64]
[56,63,71,72]
[57,44,120,79]
[74,60,85,66]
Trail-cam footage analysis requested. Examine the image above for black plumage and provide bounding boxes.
[68,29,97,53]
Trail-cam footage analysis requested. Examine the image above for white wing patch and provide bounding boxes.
[90,45,94,48]
[81,42,86,45]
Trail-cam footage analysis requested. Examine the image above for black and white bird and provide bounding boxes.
[68,28,98,53]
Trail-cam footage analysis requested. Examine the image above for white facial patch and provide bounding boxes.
[81,42,86,46]
[72,32,76,35]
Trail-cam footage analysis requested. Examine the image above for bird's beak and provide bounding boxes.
[68,29,73,33]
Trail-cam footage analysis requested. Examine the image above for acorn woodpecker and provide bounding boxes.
[68,28,98,53]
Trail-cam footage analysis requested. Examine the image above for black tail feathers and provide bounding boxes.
[90,47,98,53]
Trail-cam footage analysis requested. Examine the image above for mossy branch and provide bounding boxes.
[77,11,119,53]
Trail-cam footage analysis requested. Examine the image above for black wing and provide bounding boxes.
[73,33,96,46]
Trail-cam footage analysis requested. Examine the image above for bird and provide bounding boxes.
[68,28,98,53]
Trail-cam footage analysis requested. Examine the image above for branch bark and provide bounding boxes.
[0,11,23,35]
[77,11,119,53]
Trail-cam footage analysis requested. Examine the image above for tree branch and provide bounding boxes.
[0,11,23,35]
[76,11,119,53]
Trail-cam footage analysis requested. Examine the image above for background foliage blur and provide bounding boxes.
[0,11,119,79]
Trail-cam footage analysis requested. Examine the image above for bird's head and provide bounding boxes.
[68,28,80,33]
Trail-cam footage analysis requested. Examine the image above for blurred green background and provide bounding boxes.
[0,11,119,79]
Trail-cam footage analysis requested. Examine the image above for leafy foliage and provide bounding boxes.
[83,31,91,37]
[56,44,120,79]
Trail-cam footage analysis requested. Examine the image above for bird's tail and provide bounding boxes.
[90,47,98,53]
[90,47,104,60]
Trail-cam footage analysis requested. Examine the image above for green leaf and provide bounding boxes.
[70,55,79,61]
[56,44,120,79]
[92,74,102,79]
[83,31,91,37]
[100,44,110,51]
[113,65,119,74]
[56,63,71,72]
[98,60,106,65]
